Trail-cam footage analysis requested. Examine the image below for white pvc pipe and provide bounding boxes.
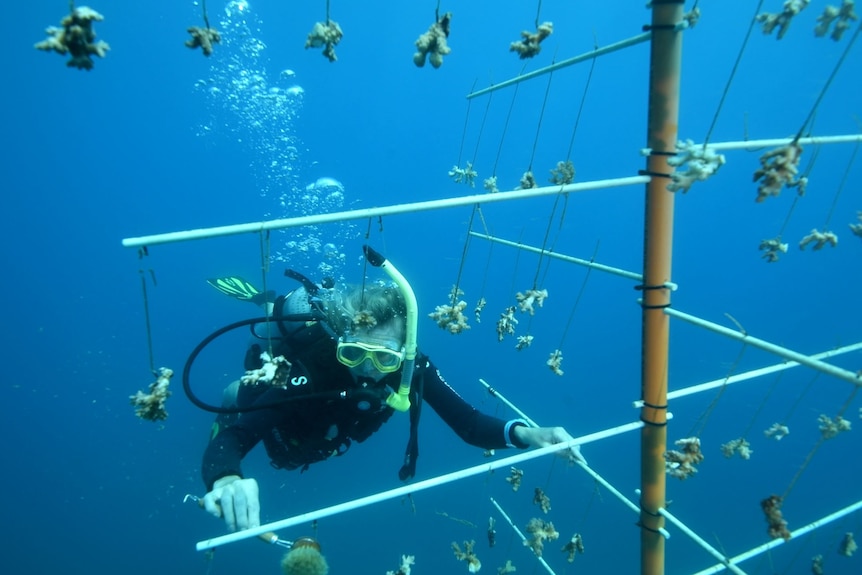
[469,232,678,289]
[195,420,644,551]
[689,498,862,575]
[632,342,862,408]
[467,32,652,99]
[123,176,649,248]
[657,506,749,575]
[665,308,862,387]
[700,133,862,152]
[490,497,557,575]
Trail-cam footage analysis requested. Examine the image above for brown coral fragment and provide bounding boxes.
[35,5,110,70]
[306,20,343,62]
[186,26,221,56]
[761,494,792,540]
[414,12,452,68]
[510,22,553,58]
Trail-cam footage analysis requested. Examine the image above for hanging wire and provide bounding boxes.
[782,386,859,501]
[738,372,783,440]
[448,208,478,305]
[688,343,749,438]
[259,230,274,357]
[456,79,478,166]
[822,141,860,229]
[794,21,862,141]
[490,64,528,178]
[325,0,331,25]
[526,60,555,172]
[470,90,494,167]
[139,268,157,376]
[201,0,212,30]
[555,241,599,350]
[534,0,543,29]
[702,0,766,147]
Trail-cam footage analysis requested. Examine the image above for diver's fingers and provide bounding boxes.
[203,492,223,519]
[220,489,238,532]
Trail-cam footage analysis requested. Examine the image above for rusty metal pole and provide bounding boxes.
[640,2,684,575]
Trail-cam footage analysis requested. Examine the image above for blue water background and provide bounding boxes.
[1,1,860,574]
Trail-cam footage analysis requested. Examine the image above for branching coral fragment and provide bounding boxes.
[811,554,824,575]
[474,298,487,323]
[518,171,538,190]
[666,140,726,193]
[720,437,753,459]
[549,160,575,185]
[510,22,553,58]
[753,143,804,202]
[449,163,478,187]
[562,533,585,563]
[818,414,851,439]
[764,422,790,440]
[547,349,564,376]
[665,437,704,479]
[759,237,789,263]
[386,554,415,575]
[533,488,551,513]
[35,5,110,70]
[757,0,811,39]
[516,289,548,315]
[414,12,452,68]
[515,335,534,351]
[452,540,481,573]
[240,352,292,388]
[496,307,519,341]
[429,287,470,334]
[761,494,792,540]
[497,560,516,574]
[483,176,500,193]
[815,1,858,41]
[839,531,858,556]
[505,467,524,491]
[130,367,173,421]
[185,26,221,56]
[305,20,343,62]
[524,518,559,557]
[850,211,862,238]
[799,229,839,250]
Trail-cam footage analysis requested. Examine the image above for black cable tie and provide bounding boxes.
[635,284,670,291]
[647,149,677,157]
[640,302,672,310]
[636,520,665,535]
[638,169,673,179]
[638,500,663,518]
[643,24,678,31]
[642,401,668,410]
[649,0,686,4]
[640,416,668,427]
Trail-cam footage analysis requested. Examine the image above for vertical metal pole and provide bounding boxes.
[641,2,683,575]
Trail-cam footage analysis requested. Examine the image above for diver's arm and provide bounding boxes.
[420,359,517,449]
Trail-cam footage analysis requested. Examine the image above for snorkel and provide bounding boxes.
[362,245,417,412]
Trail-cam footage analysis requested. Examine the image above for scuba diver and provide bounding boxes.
[198,247,584,533]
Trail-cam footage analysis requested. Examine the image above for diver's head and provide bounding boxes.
[324,283,407,381]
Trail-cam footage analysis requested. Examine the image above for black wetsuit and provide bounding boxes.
[202,338,524,490]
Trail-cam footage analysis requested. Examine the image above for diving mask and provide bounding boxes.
[336,337,405,373]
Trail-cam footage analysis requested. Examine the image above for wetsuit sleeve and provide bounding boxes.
[201,387,294,491]
[420,358,518,450]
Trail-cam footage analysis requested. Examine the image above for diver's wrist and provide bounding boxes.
[506,419,530,449]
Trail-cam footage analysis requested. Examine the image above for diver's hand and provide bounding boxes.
[514,425,588,465]
[203,475,260,531]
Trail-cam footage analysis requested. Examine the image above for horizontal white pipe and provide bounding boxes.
[469,232,678,290]
[658,506,749,575]
[195,420,644,551]
[690,498,862,575]
[665,308,862,387]
[123,176,649,248]
[467,32,652,99]
[490,497,557,575]
[677,133,862,152]
[633,342,862,408]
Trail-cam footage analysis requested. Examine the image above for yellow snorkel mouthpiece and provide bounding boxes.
[362,245,418,412]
